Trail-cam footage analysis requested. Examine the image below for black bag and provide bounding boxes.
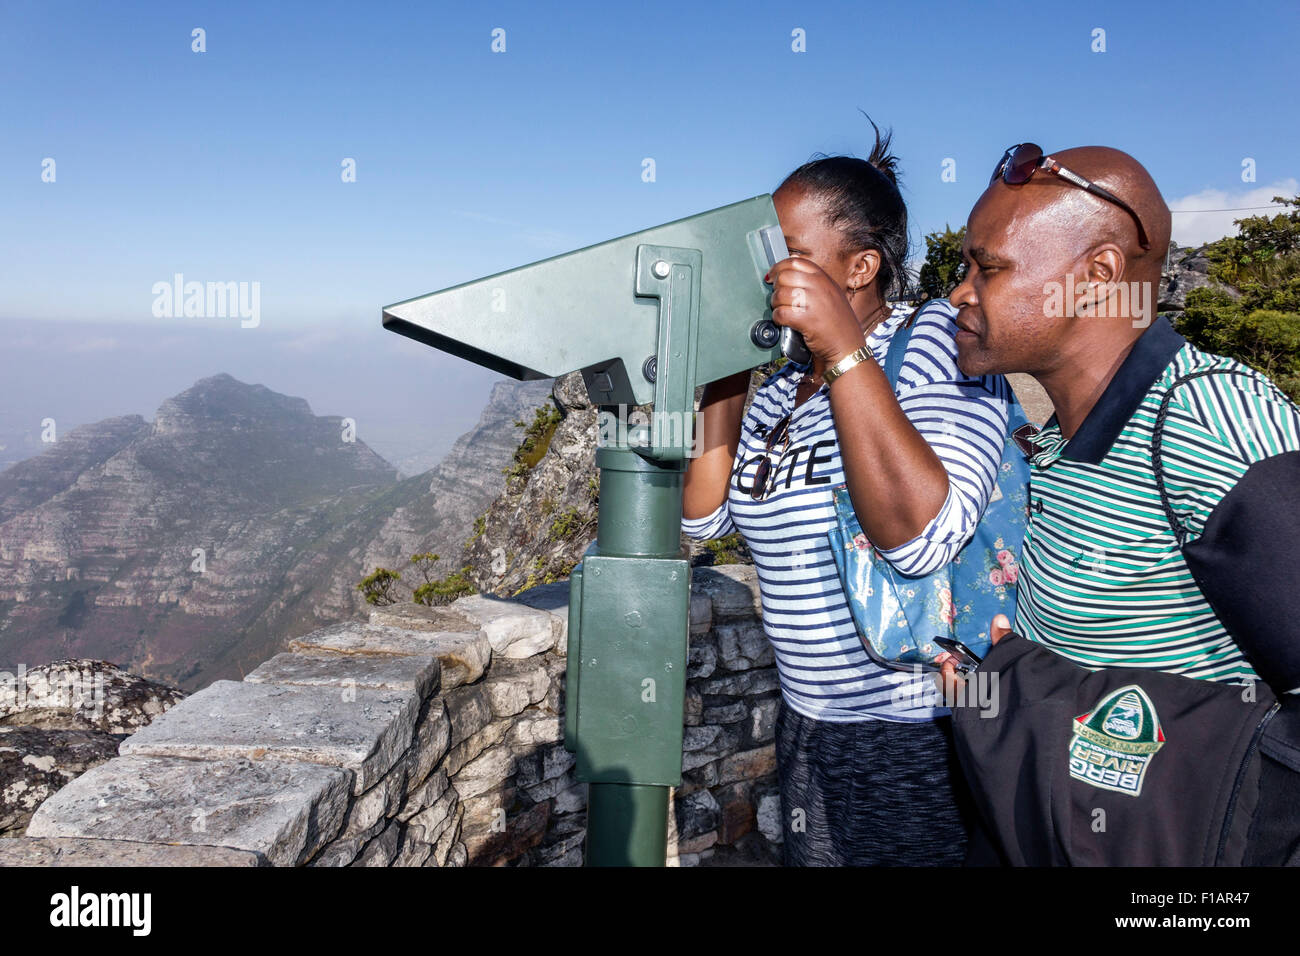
[951,368,1300,866]
[951,633,1283,866]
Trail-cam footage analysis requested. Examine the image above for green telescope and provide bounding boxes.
[383,195,787,865]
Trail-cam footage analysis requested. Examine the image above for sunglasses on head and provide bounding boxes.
[991,143,1151,250]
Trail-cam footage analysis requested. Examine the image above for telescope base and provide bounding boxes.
[567,446,688,868]
[585,782,670,867]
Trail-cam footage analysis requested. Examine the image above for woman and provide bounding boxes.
[681,123,1015,866]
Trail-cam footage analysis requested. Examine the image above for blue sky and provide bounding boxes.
[0,0,1296,463]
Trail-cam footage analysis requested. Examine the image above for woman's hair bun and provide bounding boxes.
[862,111,900,187]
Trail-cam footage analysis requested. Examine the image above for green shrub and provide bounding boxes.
[917,225,967,300]
[1183,292,1300,403]
[702,533,747,566]
[413,565,475,606]
[1178,196,1300,403]
[548,506,586,542]
[504,404,562,480]
[356,567,401,606]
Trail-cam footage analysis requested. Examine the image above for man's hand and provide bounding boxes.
[935,614,1012,703]
[765,257,866,370]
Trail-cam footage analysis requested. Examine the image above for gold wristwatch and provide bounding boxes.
[821,346,872,386]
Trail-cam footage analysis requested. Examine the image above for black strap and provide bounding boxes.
[1150,368,1286,547]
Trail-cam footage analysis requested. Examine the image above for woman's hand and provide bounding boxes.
[766,257,866,372]
[934,614,1012,703]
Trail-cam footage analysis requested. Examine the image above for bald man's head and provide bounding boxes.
[948,145,1172,379]
[1011,146,1170,280]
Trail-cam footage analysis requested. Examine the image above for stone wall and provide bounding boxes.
[2,565,781,867]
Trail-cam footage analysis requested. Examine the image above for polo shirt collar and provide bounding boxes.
[1035,315,1186,466]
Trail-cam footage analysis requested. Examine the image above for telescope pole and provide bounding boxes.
[583,443,686,867]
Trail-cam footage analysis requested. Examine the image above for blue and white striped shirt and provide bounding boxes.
[682,299,1012,722]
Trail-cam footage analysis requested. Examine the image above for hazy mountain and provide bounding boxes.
[0,317,503,481]
[0,373,553,690]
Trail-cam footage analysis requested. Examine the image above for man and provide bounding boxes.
[939,144,1300,865]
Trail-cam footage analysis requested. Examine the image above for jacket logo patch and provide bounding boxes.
[1069,685,1166,797]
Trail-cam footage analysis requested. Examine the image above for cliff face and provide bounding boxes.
[0,416,150,524]
[464,373,600,597]
[464,374,763,600]
[302,376,557,617]
[0,374,554,690]
[335,377,559,600]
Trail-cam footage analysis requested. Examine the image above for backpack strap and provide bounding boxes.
[1151,367,1282,548]
[882,307,915,388]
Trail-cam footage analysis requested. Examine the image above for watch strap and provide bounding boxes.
[822,346,872,385]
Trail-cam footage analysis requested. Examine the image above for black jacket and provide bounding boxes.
[950,633,1299,866]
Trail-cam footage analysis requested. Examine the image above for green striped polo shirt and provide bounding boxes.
[1016,315,1300,683]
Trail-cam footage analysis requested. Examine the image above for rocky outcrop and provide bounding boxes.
[0,659,185,733]
[0,660,184,836]
[0,728,120,838]
[1159,241,1245,318]
[1159,243,1214,314]
[464,373,600,597]
[463,371,779,598]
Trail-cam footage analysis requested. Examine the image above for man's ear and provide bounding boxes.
[1075,243,1126,314]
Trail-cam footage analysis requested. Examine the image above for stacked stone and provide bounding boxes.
[670,565,782,866]
[413,589,584,867]
[5,565,783,867]
[20,613,481,866]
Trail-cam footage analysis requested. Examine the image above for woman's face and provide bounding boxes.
[773,184,878,297]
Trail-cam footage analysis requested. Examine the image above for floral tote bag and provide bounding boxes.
[826,315,1033,671]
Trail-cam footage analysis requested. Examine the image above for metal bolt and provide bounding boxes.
[652,260,671,279]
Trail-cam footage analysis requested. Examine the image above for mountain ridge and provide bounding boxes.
[0,372,553,689]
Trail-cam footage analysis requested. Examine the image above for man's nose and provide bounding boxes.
[949,272,975,306]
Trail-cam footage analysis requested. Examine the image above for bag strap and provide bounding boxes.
[870,307,930,658]
[1150,367,1282,548]
[830,306,917,660]
[882,307,915,388]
